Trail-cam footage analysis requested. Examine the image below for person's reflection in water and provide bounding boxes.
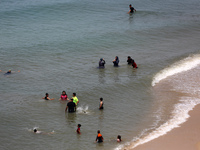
[65,112,77,124]
[98,68,106,84]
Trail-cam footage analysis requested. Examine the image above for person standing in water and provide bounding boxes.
[99,58,106,68]
[76,124,81,134]
[42,93,54,100]
[59,91,69,100]
[65,98,76,113]
[99,97,104,109]
[95,130,104,143]
[128,4,136,14]
[113,56,119,67]
[72,93,79,105]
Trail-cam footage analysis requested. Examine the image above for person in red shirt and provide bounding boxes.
[77,124,81,134]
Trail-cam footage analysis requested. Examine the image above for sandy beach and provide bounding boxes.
[130,104,200,150]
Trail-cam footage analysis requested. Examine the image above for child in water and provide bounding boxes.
[95,130,104,143]
[76,124,81,134]
[117,135,122,142]
[99,97,104,109]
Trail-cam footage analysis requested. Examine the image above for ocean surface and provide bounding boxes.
[0,0,200,150]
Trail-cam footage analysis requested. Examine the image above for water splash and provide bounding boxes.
[77,105,89,114]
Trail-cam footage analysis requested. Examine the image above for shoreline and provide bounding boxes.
[129,104,200,150]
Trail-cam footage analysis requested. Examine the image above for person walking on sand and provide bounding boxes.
[72,93,79,105]
[65,98,76,113]
[95,130,104,143]
[42,93,54,100]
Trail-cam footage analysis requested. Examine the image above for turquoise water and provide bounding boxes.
[0,0,200,149]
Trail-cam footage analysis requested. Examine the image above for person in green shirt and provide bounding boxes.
[72,93,79,105]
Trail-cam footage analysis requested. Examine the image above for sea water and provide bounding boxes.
[0,0,200,150]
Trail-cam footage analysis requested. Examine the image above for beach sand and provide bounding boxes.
[130,104,200,150]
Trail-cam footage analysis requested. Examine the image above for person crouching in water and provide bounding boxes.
[127,56,133,65]
[132,59,138,69]
[99,97,104,109]
[99,58,106,68]
[95,130,104,143]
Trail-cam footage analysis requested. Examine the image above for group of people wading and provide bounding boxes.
[99,56,138,68]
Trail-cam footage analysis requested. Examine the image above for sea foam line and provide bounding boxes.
[152,54,200,86]
[130,97,200,149]
[115,54,200,150]
[115,97,200,150]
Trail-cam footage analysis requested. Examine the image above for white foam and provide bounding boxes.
[115,97,200,150]
[115,54,200,150]
[77,105,89,114]
[131,97,200,149]
[152,54,200,86]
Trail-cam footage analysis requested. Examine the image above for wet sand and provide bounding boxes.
[130,104,200,150]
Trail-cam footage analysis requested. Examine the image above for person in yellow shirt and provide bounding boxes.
[72,93,79,105]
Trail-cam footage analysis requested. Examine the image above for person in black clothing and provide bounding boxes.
[128,4,136,14]
[42,93,54,100]
[95,130,104,143]
[65,98,76,113]
[113,56,119,67]
[127,56,138,68]
[99,58,106,68]
[127,56,133,65]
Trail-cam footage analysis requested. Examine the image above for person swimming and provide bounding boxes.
[42,93,55,100]
[33,128,54,135]
[59,91,69,100]
[117,135,122,142]
[33,129,42,134]
[1,69,20,75]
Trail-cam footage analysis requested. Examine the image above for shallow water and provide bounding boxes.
[0,0,200,149]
